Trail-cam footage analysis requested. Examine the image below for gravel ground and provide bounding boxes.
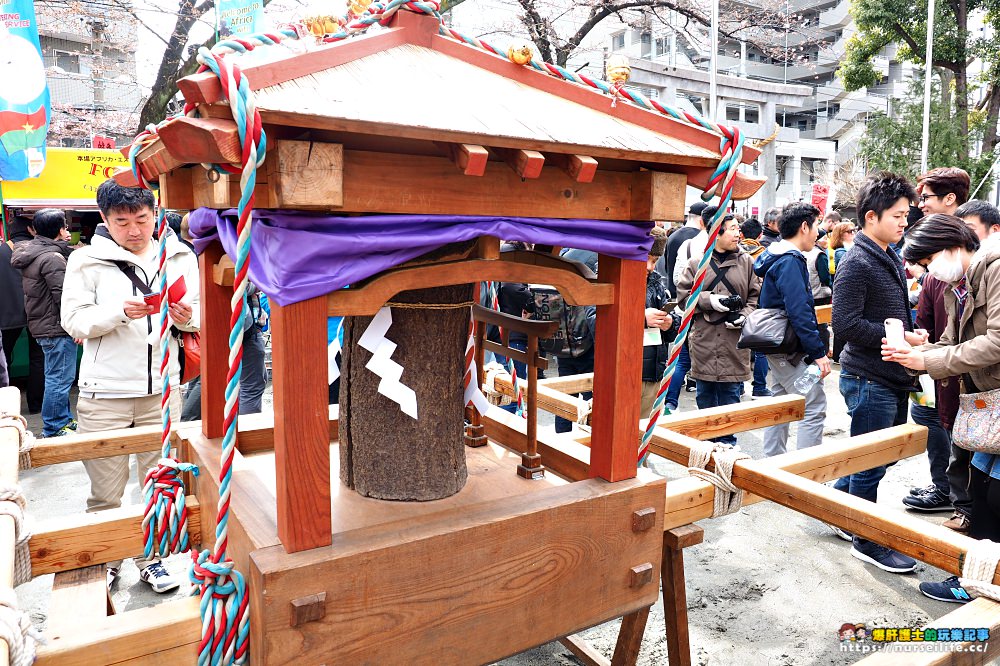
[13,365,978,665]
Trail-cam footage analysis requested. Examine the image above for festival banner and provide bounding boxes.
[0,1,50,181]
[216,0,264,38]
[810,183,830,216]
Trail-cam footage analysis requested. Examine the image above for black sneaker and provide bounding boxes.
[909,483,936,496]
[850,540,917,573]
[919,576,972,603]
[685,379,696,393]
[751,388,774,399]
[902,489,952,512]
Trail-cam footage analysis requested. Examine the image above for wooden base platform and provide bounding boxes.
[182,431,666,665]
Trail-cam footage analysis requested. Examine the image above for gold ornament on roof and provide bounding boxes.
[606,55,631,84]
[507,43,534,66]
[348,0,374,18]
[303,15,339,37]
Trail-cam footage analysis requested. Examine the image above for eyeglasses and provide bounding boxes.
[918,193,942,203]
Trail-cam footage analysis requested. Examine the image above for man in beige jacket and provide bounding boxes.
[62,180,200,593]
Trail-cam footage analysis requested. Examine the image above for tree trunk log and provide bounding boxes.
[340,284,474,500]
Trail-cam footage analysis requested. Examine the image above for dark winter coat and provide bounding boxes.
[642,270,674,382]
[11,237,73,338]
[759,227,781,249]
[679,249,760,382]
[831,231,918,392]
[754,240,826,362]
[0,241,27,330]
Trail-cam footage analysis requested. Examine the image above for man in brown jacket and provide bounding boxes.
[677,210,761,444]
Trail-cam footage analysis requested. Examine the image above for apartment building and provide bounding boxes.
[33,1,145,148]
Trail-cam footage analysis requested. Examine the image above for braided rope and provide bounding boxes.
[686,442,750,518]
[0,590,37,666]
[127,128,202,560]
[0,412,34,471]
[960,540,1000,602]
[183,38,266,666]
[0,486,31,587]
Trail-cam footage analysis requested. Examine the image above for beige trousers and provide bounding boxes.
[641,381,661,419]
[78,392,181,568]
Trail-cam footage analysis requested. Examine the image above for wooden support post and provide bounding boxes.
[560,634,610,666]
[590,256,646,481]
[265,140,344,209]
[199,242,230,439]
[517,334,545,479]
[612,606,652,666]
[270,296,332,552]
[662,525,704,666]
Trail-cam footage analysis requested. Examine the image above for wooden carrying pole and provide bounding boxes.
[0,387,23,666]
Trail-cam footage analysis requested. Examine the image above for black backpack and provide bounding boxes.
[529,285,593,358]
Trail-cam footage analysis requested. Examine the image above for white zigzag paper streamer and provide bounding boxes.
[464,331,492,415]
[358,307,418,419]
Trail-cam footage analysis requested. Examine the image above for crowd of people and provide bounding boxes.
[1,170,998,606]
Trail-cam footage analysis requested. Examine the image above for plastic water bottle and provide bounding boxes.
[792,364,822,395]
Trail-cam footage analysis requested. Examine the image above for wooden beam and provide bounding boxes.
[734,458,1000,584]
[47,565,108,635]
[264,140,344,209]
[35,596,200,665]
[156,116,242,165]
[30,498,201,577]
[662,529,696,666]
[559,634,610,666]
[549,154,599,183]
[482,408,590,482]
[662,423,928,530]
[859,598,1000,665]
[436,142,489,176]
[270,296,332,552]
[496,147,545,179]
[815,303,832,325]
[327,258,614,316]
[199,242,230,439]
[590,256,646,481]
[630,171,687,222]
[538,372,594,394]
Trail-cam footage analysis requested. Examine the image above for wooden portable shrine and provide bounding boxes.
[3,6,997,666]
[105,9,768,664]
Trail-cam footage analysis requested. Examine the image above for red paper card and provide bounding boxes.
[168,275,187,304]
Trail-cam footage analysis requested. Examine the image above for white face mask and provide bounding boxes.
[927,250,965,283]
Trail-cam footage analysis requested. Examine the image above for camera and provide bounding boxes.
[718,293,744,312]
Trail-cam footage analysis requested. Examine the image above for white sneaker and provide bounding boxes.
[106,566,120,592]
[139,561,180,593]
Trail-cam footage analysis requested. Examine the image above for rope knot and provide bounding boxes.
[142,458,200,559]
[190,549,250,665]
[686,441,750,518]
[0,589,38,666]
[0,412,35,470]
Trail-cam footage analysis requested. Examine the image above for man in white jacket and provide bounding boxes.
[62,179,200,593]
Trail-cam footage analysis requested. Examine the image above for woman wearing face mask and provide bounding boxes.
[883,213,1000,603]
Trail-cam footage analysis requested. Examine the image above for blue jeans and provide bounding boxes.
[694,380,741,444]
[37,335,77,436]
[663,344,691,411]
[910,403,951,496]
[751,351,769,394]
[835,373,908,546]
[181,325,267,421]
[555,348,594,433]
[499,339,528,415]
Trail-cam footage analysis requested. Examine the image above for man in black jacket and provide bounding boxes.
[642,227,678,415]
[831,172,927,574]
[10,209,76,437]
[0,217,44,410]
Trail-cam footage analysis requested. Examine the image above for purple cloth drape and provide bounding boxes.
[189,209,653,306]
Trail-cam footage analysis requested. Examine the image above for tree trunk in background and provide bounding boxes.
[340,284,474,500]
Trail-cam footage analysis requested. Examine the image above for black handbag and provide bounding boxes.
[737,308,799,354]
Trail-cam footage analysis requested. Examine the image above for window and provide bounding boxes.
[631,30,642,45]
[745,107,759,123]
[640,31,652,57]
[655,37,668,57]
[612,32,625,51]
[54,50,80,74]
